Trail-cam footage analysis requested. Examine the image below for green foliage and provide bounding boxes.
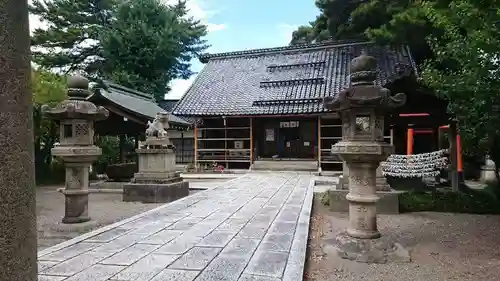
[32,69,67,185]
[99,0,208,101]
[290,0,438,63]
[94,136,121,174]
[399,189,500,214]
[421,0,500,172]
[29,0,115,74]
[94,135,136,174]
[320,191,330,206]
[290,0,363,45]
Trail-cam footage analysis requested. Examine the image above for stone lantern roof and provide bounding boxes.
[42,74,109,121]
[323,52,406,112]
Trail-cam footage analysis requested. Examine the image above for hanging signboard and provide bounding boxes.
[265,129,275,141]
[280,121,300,128]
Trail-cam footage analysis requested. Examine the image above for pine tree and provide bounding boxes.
[29,0,115,74]
[100,0,208,101]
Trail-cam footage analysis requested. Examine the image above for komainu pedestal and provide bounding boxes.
[323,51,410,263]
[123,112,189,203]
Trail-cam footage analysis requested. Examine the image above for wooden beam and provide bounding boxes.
[224,117,228,167]
[106,105,145,125]
[250,117,254,164]
[317,116,321,166]
[194,122,198,168]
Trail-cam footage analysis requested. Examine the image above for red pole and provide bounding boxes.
[457,135,463,173]
[407,128,414,155]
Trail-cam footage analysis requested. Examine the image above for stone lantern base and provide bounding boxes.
[327,232,411,264]
[60,189,91,224]
[123,148,189,203]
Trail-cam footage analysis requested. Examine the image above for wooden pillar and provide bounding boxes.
[317,116,322,167]
[194,122,198,168]
[250,117,254,164]
[407,127,414,155]
[223,117,227,168]
[449,121,459,191]
[390,127,394,145]
[457,134,464,182]
[181,131,184,163]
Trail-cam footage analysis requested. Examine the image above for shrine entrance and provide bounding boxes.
[255,117,317,160]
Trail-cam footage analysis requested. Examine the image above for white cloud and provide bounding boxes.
[207,23,227,33]
[164,0,226,33]
[276,23,299,44]
[166,76,197,99]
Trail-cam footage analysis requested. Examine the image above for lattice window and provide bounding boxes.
[75,123,89,137]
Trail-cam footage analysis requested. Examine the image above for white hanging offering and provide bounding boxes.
[381,149,448,178]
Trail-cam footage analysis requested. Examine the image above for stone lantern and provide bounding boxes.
[42,75,109,224]
[324,52,409,263]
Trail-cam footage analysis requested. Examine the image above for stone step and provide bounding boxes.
[251,160,318,172]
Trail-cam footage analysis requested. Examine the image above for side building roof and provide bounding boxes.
[173,41,416,117]
[88,82,190,127]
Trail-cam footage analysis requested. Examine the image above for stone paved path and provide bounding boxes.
[38,173,314,281]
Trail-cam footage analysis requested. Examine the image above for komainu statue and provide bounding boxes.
[141,112,174,149]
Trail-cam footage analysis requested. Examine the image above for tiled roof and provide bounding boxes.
[88,82,190,126]
[173,41,416,117]
[158,99,179,112]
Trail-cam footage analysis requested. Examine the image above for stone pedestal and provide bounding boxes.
[0,1,38,279]
[331,232,411,264]
[342,163,391,191]
[345,161,381,239]
[376,165,391,191]
[123,148,189,203]
[59,165,91,223]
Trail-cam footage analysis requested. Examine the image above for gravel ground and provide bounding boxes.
[37,185,164,250]
[305,195,500,281]
[36,179,228,251]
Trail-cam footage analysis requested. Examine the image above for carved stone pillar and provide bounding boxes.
[0,1,37,279]
[346,162,380,239]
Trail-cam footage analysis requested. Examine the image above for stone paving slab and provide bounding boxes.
[38,173,314,281]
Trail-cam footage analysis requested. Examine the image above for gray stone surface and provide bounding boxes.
[63,264,125,281]
[100,243,159,266]
[37,173,314,280]
[110,254,180,281]
[169,246,221,270]
[123,180,189,203]
[150,269,200,281]
[239,274,281,281]
[0,1,37,280]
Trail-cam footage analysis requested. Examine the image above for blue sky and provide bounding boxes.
[166,0,319,99]
[28,0,320,99]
